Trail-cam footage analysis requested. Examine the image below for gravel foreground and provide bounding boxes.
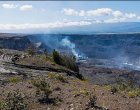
[0,49,140,110]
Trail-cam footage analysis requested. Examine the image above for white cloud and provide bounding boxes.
[19,5,33,11]
[1,4,33,11]
[63,8,113,17]
[1,17,140,31]
[112,11,123,18]
[62,8,140,23]
[137,16,140,19]
[1,3,19,9]
[62,8,78,16]
[87,8,112,16]
[79,10,85,16]
[125,13,136,18]
[0,21,92,30]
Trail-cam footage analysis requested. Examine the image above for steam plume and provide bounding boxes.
[61,37,79,58]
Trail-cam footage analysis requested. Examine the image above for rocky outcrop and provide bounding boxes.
[0,35,31,50]
[0,49,82,80]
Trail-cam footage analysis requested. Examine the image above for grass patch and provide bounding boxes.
[105,80,140,98]
[101,85,112,91]
[128,88,140,98]
[8,76,22,83]
[81,78,90,83]
[47,73,67,83]
[74,89,89,96]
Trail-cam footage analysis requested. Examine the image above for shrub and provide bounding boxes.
[88,95,97,108]
[26,44,37,56]
[128,91,137,98]
[0,100,6,110]
[74,89,89,96]
[61,55,79,73]
[52,49,79,72]
[110,86,118,94]
[31,78,52,101]
[52,49,61,64]
[100,85,112,91]
[128,88,140,98]
[8,76,22,83]
[47,73,67,83]
[44,49,48,57]
[5,90,27,110]
[117,79,133,92]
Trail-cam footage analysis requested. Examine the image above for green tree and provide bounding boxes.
[52,49,61,64]
[26,44,37,56]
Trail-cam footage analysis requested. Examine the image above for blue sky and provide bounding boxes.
[0,1,140,33]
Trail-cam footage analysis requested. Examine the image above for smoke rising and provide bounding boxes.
[29,34,84,58]
[61,37,81,58]
[113,53,140,70]
[29,33,140,71]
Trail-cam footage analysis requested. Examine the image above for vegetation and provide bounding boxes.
[108,79,140,98]
[3,90,27,110]
[26,44,37,56]
[52,49,79,72]
[44,49,48,54]
[110,86,118,94]
[87,95,97,108]
[109,79,134,94]
[47,73,67,83]
[52,49,61,65]
[61,55,79,73]
[8,76,22,83]
[128,88,140,98]
[116,79,133,92]
[0,100,5,110]
[74,89,89,96]
[31,78,52,102]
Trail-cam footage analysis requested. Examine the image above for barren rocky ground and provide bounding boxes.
[0,49,140,110]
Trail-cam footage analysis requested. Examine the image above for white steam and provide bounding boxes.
[32,35,85,59]
[61,37,81,58]
[113,54,140,70]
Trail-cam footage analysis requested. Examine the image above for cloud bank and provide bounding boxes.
[0,6,140,32]
[19,5,33,11]
[0,21,91,30]
[2,3,19,9]
[1,3,33,11]
[62,8,140,22]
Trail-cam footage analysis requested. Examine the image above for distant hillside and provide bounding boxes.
[49,22,140,34]
[1,22,140,34]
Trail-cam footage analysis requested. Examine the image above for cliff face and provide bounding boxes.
[0,35,31,50]
[2,33,140,59]
[1,33,140,70]
[66,34,140,59]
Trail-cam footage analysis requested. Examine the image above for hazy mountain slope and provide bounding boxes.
[50,22,140,34]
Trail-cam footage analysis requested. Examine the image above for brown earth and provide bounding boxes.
[0,49,140,110]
